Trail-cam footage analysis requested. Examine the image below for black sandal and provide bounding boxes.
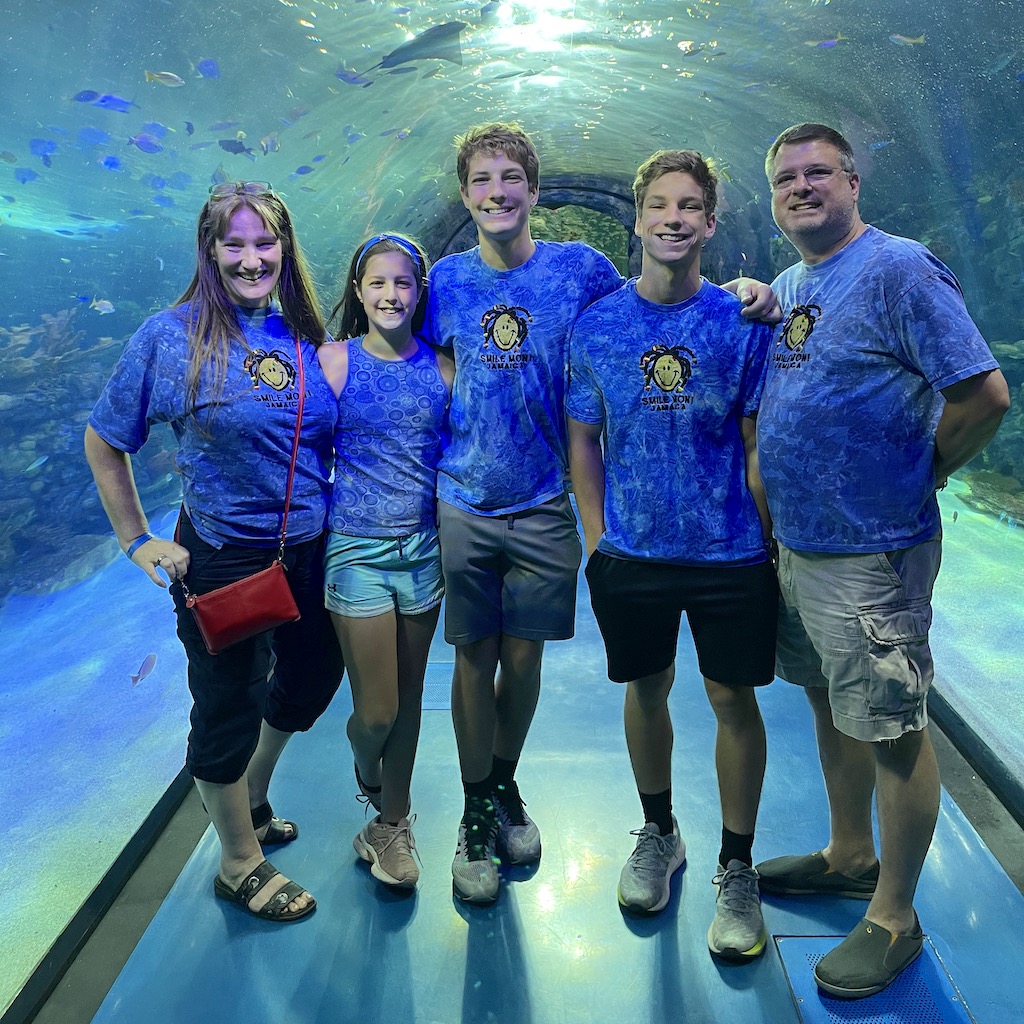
[250,801,299,846]
[213,859,315,922]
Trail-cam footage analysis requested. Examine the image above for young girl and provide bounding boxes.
[319,234,453,889]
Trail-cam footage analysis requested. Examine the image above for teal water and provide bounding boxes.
[1,0,1022,1014]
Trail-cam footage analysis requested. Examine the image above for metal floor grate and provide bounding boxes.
[777,935,975,1024]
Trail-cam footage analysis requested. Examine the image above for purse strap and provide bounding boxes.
[276,332,306,561]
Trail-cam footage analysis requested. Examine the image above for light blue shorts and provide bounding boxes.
[324,529,444,618]
[775,539,942,742]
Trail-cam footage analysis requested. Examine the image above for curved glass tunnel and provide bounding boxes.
[0,0,1022,1018]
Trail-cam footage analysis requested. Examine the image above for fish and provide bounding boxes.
[90,297,115,313]
[259,132,280,154]
[195,57,220,79]
[168,170,192,189]
[68,213,97,221]
[152,195,175,207]
[130,653,157,686]
[93,93,136,113]
[24,455,48,472]
[141,121,173,138]
[185,121,195,135]
[72,89,101,102]
[1016,70,1024,81]
[30,139,57,157]
[77,126,111,146]
[14,168,39,184]
[210,163,230,185]
[145,70,186,87]
[218,138,255,155]
[294,164,314,175]
[0,151,16,163]
[889,33,925,46]
[100,155,122,170]
[361,21,467,73]
[677,41,704,57]
[952,510,959,522]
[868,139,894,150]
[805,34,846,47]
[335,67,373,86]
[480,1,500,15]
[129,133,163,154]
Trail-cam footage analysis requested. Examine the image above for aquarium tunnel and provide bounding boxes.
[1,1,1022,1022]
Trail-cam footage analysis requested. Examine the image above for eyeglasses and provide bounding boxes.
[770,166,848,193]
[208,180,274,198]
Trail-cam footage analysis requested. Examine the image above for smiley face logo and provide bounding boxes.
[640,343,695,393]
[780,303,821,352]
[243,349,296,391]
[481,304,532,352]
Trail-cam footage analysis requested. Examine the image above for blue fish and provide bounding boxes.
[168,171,192,189]
[294,164,314,175]
[129,133,163,154]
[30,138,57,157]
[100,155,122,170]
[72,89,101,102]
[77,126,111,146]
[152,195,175,207]
[131,653,157,686]
[868,139,894,151]
[142,173,167,189]
[1017,71,1024,82]
[185,121,195,135]
[93,93,136,113]
[15,168,39,184]
[68,213,96,221]
[346,131,363,144]
[196,58,220,79]
[140,121,172,139]
[335,67,373,86]
[312,154,326,163]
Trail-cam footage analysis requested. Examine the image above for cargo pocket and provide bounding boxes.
[856,600,933,716]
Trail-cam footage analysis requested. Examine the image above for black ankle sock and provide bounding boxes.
[639,788,673,837]
[490,754,518,790]
[463,776,492,805]
[720,827,755,868]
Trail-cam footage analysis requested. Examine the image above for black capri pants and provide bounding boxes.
[171,510,345,784]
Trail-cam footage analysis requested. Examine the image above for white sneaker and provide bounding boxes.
[707,860,767,961]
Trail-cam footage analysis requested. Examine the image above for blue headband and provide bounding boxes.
[356,233,423,275]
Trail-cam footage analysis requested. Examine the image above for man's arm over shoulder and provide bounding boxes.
[722,277,783,324]
[935,368,1010,484]
[741,415,772,544]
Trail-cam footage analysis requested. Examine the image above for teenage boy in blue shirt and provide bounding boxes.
[568,149,777,961]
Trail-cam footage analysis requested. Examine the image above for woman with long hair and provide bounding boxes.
[85,182,344,921]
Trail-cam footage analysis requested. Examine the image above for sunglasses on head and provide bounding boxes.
[208,180,274,198]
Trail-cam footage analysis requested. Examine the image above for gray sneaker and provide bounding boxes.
[617,817,686,913]
[707,860,767,962]
[353,815,419,888]
[451,798,500,903]
[493,781,541,865]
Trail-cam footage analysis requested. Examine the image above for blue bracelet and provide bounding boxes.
[125,533,153,560]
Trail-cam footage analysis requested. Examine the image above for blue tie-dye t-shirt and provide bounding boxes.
[567,279,772,566]
[758,226,998,553]
[424,239,623,515]
[328,336,450,537]
[88,304,338,548]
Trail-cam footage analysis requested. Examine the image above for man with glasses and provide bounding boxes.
[755,122,1009,998]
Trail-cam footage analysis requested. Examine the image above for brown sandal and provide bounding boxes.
[213,859,315,922]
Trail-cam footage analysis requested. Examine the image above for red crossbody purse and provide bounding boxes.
[179,335,306,655]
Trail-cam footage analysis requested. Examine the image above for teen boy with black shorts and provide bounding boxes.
[568,149,778,961]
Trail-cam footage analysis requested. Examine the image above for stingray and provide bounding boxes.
[362,21,467,74]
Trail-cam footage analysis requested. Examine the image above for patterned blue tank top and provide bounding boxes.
[328,336,449,537]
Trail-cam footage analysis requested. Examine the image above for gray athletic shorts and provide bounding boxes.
[437,492,582,645]
[774,538,942,742]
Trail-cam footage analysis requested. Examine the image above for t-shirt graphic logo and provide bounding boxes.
[481,304,532,352]
[640,343,696,393]
[243,349,297,391]
[780,303,821,352]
